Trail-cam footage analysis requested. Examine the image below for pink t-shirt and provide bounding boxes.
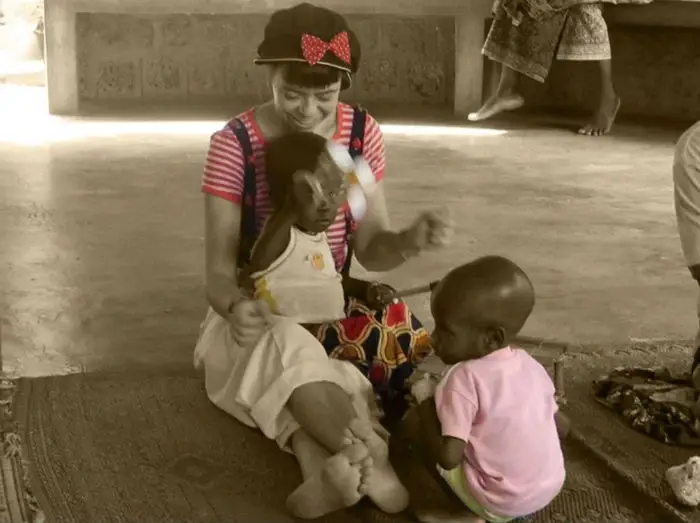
[434,347,565,517]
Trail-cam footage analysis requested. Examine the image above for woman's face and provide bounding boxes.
[270,66,342,132]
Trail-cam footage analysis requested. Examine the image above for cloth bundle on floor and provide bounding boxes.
[592,366,700,446]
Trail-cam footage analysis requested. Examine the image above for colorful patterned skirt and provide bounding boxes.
[315,297,433,424]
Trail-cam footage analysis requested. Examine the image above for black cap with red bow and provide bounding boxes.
[255,3,362,77]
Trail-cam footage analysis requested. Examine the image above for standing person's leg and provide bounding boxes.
[672,122,700,379]
[469,8,569,122]
[467,64,525,123]
[556,4,621,136]
[694,290,700,369]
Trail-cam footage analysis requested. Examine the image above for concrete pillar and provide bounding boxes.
[45,0,78,115]
[453,0,491,116]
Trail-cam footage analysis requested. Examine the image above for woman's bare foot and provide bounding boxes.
[578,95,621,136]
[467,92,525,122]
[286,442,369,519]
[347,418,411,514]
[415,507,485,523]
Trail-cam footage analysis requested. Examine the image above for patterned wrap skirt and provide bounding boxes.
[316,297,434,424]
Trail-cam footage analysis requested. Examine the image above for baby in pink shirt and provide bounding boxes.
[405,255,567,523]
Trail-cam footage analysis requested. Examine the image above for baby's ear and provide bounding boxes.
[487,326,506,349]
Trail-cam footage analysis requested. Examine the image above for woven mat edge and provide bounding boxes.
[6,344,696,523]
[1,377,44,523]
[568,425,693,523]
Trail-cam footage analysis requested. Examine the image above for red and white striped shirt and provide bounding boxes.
[201,103,386,270]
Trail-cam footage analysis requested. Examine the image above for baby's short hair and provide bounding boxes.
[264,132,328,209]
[442,255,535,336]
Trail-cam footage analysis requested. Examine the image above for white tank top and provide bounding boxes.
[250,227,347,324]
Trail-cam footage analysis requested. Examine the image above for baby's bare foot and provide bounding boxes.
[286,442,368,519]
[348,418,410,514]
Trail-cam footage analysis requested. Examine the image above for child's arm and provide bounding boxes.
[247,211,296,277]
[417,397,466,470]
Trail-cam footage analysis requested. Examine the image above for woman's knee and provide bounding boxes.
[286,381,359,454]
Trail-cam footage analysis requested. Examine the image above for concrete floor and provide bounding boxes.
[0,85,696,378]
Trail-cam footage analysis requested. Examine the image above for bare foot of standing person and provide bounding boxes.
[286,440,370,519]
[467,92,525,122]
[577,59,621,136]
[468,65,525,122]
[347,418,411,514]
[577,92,620,136]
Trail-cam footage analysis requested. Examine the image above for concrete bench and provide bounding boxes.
[44,0,493,115]
[44,0,700,116]
[606,0,700,26]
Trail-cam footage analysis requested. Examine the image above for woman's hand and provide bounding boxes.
[228,298,271,348]
[365,282,397,309]
[402,208,454,255]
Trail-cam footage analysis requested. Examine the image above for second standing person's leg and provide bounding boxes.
[556,4,621,136]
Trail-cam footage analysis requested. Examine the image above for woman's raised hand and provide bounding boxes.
[228,298,272,348]
[403,208,454,254]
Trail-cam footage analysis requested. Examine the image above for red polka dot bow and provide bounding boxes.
[301,31,351,66]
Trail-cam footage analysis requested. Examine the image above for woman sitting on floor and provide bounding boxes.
[193,1,452,517]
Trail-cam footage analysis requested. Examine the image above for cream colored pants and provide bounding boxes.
[673,121,700,347]
[193,308,382,451]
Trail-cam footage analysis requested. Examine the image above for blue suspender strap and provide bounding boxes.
[227,118,257,269]
[342,106,367,276]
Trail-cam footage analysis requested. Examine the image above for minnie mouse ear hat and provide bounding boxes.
[255,3,361,86]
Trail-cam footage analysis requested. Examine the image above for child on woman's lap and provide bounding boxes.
[248,131,409,518]
[404,256,567,523]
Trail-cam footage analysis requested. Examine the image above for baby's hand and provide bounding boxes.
[365,282,397,309]
[411,374,438,403]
